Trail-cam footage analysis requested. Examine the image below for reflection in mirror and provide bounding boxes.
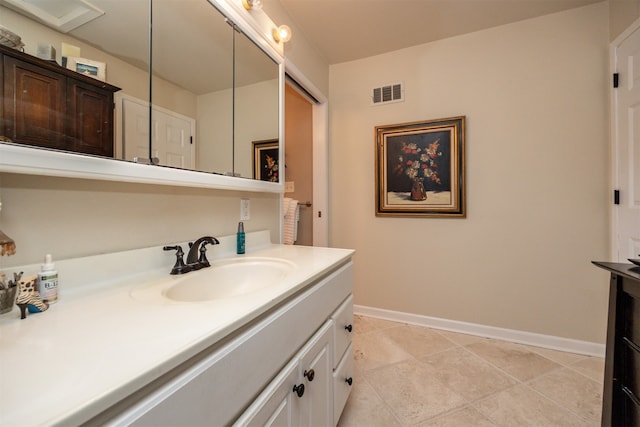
[150,0,233,174]
[233,27,279,179]
[0,0,149,158]
[0,0,281,180]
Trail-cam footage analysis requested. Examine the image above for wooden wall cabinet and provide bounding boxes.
[0,45,120,157]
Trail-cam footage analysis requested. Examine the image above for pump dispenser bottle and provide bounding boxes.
[37,254,58,303]
[237,222,245,254]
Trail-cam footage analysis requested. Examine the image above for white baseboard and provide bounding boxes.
[354,305,605,358]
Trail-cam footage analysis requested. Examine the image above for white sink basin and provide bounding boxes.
[162,257,296,302]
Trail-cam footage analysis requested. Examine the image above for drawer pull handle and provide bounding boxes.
[304,369,315,381]
[293,383,305,398]
[345,324,353,333]
[345,377,353,386]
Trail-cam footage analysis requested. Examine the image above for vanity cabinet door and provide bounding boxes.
[2,55,66,149]
[67,78,115,157]
[233,359,300,426]
[297,321,333,427]
[333,343,354,425]
[235,321,334,427]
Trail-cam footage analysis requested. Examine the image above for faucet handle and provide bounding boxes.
[163,245,192,275]
[198,243,211,267]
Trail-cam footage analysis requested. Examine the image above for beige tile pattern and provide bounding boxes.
[337,315,604,427]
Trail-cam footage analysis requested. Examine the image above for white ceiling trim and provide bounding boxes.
[0,0,104,33]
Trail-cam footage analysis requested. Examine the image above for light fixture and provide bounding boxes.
[273,24,292,43]
[241,0,262,10]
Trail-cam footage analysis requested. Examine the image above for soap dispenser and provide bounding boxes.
[237,222,245,255]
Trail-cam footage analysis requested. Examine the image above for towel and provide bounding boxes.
[283,197,300,245]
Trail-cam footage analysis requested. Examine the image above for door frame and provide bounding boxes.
[284,61,329,247]
[610,17,640,261]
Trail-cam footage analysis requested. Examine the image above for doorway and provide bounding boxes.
[284,81,314,246]
[611,19,640,261]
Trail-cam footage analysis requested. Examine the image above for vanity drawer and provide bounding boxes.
[333,343,354,426]
[621,385,640,426]
[622,288,640,347]
[621,337,640,397]
[332,295,354,365]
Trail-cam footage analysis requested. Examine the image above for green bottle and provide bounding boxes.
[237,222,245,254]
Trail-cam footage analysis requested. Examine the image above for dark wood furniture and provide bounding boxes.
[0,44,120,157]
[593,262,640,426]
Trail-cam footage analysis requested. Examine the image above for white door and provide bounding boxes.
[119,95,195,169]
[613,20,640,261]
[152,109,195,169]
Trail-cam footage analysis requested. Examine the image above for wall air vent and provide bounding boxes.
[372,82,404,105]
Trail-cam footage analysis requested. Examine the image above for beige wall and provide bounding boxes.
[329,3,611,343]
[0,173,280,268]
[610,0,640,40]
[262,0,330,96]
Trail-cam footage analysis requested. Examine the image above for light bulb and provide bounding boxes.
[273,24,292,43]
[241,0,262,10]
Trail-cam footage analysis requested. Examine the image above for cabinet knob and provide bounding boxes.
[292,383,305,398]
[345,324,353,333]
[304,369,315,382]
[345,377,353,386]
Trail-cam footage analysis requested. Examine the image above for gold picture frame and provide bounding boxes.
[252,139,279,182]
[375,116,466,217]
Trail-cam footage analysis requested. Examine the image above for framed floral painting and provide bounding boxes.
[253,139,280,182]
[375,116,466,217]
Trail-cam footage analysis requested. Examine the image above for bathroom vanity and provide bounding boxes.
[593,262,640,426]
[0,232,355,426]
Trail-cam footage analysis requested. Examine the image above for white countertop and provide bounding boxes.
[0,232,354,426]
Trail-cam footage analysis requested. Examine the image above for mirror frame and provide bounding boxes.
[0,0,285,194]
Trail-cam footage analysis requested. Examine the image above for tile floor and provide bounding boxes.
[337,315,605,427]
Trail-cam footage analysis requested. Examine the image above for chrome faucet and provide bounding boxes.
[163,236,220,275]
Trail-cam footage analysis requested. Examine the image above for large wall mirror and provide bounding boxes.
[0,0,280,180]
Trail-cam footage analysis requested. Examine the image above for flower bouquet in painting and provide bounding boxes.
[392,139,443,200]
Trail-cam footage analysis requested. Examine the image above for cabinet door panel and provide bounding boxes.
[333,343,354,425]
[67,79,114,157]
[298,321,333,427]
[233,359,300,427]
[3,56,66,149]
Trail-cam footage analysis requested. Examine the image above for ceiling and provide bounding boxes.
[273,0,603,64]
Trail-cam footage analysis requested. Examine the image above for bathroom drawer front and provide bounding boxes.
[621,385,640,426]
[621,338,640,398]
[622,286,640,348]
[333,343,354,426]
[332,295,354,366]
